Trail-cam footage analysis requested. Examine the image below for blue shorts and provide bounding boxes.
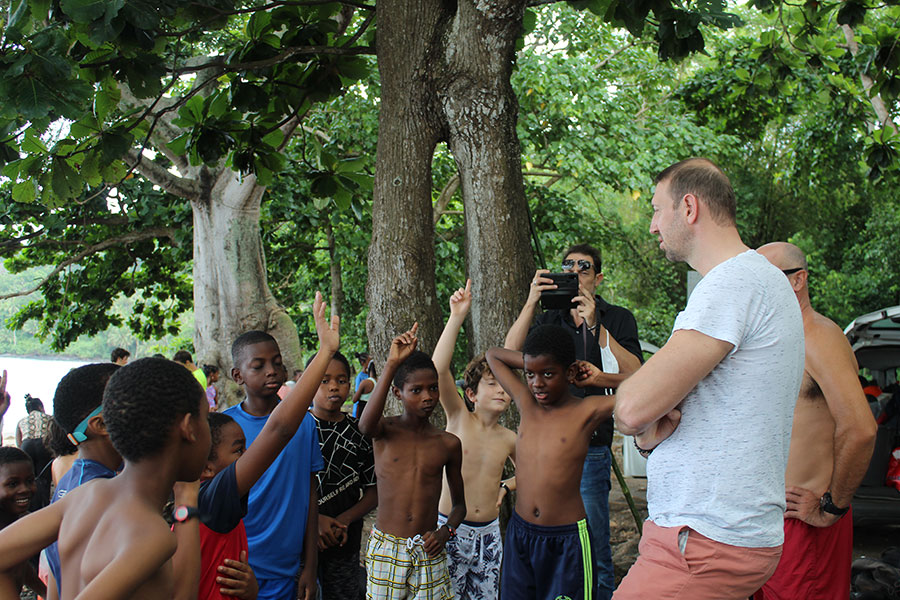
[500,512,594,600]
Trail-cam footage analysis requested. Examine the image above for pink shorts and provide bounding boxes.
[613,520,782,599]
[753,509,853,600]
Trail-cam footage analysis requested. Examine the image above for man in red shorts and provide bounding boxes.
[755,242,877,599]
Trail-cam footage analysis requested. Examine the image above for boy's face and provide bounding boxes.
[0,461,36,517]
[313,359,351,413]
[523,354,574,407]
[204,421,246,479]
[468,372,511,415]
[393,368,440,418]
[232,341,286,400]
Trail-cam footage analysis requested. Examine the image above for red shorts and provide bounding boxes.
[754,508,853,600]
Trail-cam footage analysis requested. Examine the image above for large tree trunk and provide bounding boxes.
[367,0,447,408]
[370,0,531,398]
[192,169,302,392]
[441,0,534,352]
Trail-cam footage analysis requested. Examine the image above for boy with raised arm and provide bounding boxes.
[486,325,615,600]
[0,357,212,600]
[200,292,339,600]
[223,298,336,600]
[358,324,466,600]
[432,281,516,599]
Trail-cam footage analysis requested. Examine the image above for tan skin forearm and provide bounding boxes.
[828,423,877,507]
[504,300,539,350]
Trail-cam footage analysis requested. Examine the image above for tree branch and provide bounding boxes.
[173,45,376,76]
[433,172,460,225]
[0,227,178,301]
[125,149,202,201]
[842,24,898,134]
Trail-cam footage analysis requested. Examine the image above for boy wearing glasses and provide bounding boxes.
[505,243,642,600]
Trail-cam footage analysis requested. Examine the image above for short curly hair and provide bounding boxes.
[462,354,490,395]
[523,324,576,369]
[231,331,278,367]
[50,363,120,456]
[103,357,205,463]
[207,412,238,461]
[392,351,438,389]
[305,350,351,378]
[0,446,32,468]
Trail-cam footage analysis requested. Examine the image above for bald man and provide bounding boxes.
[755,242,876,600]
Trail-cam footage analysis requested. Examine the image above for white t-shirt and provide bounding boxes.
[647,250,805,548]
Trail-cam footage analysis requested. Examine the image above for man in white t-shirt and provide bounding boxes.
[612,158,805,599]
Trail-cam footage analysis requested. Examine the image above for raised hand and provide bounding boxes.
[571,283,597,328]
[388,323,419,365]
[525,269,555,307]
[0,370,8,414]
[312,291,340,353]
[449,279,472,318]
[573,360,603,388]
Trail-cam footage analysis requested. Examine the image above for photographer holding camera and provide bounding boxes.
[504,242,641,600]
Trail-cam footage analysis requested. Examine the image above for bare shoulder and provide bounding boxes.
[439,429,462,453]
[805,310,854,357]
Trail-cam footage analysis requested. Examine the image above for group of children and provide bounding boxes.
[0,281,611,600]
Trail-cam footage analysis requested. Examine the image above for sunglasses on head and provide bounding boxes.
[562,259,594,273]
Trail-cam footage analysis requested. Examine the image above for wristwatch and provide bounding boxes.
[173,505,200,523]
[819,492,849,516]
[442,524,457,538]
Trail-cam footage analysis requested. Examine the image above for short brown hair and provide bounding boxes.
[462,354,491,397]
[655,158,736,226]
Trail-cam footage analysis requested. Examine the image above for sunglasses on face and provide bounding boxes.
[562,259,594,273]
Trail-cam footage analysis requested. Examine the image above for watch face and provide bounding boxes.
[174,506,188,522]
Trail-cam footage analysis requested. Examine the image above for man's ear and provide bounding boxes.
[682,193,700,224]
[232,367,243,385]
[792,270,808,292]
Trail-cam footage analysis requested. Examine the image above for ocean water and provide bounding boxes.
[0,356,95,445]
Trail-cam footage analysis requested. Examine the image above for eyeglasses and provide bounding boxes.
[781,267,804,276]
[562,259,594,273]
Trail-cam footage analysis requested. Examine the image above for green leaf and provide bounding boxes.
[60,0,107,23]
[12,180,36,203]
[261,129,284,148]
[166,133,190,155]
[50,157,81,200]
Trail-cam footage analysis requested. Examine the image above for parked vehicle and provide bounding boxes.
[844,305,900,525]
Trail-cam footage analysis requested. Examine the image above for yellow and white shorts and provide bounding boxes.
[365,527,453,600]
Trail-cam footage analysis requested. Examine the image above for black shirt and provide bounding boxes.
[534,295,641,447]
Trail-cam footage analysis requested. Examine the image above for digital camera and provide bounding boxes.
[539,272,578,310]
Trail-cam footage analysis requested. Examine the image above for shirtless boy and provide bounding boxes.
[359,324,466,599]
[0,357,211,599]
[485,325,614,600]
[432,281,516,599]
[755,242,876,600]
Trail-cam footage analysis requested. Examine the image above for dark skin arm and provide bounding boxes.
[234,292,339,496]
[296,477,318,600]
[359,324,419,439]
[172,481,201,600]
[422,436,465,558]
[484,347,535,416]
[320,486,378,550]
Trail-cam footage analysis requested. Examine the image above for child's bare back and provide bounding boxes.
[372,418,460,537]
[57,479,176,600]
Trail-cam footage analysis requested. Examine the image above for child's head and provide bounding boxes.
[392,351,440,417]
[203,412,246,479]
[202,364,220,384]
[522,325,577,406]
[231,331,286,400]
[102,358,210,480]
[51,363,120,455]
[308,352,351,414]
[0,447,36,519]
[462,354,511,415]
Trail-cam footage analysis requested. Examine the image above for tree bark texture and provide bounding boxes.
[192,170,303,393]
[369,0,532,416]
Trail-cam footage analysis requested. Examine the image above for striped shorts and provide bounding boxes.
[365,527,453,600]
